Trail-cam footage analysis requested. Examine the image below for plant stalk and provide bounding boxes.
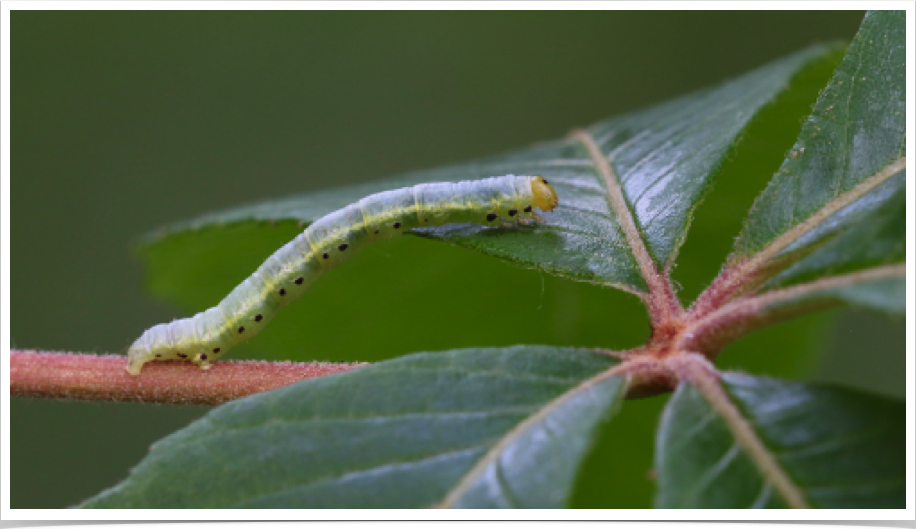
[10,350,366,405]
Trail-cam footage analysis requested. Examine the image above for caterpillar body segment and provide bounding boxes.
[126,175,559,375]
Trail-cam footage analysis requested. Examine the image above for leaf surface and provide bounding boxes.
[760,181,905,314]
[731,11,905,292]
[655,372,905,508]
[80,346,625,508]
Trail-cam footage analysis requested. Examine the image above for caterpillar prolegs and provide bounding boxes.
[126,175,559,375]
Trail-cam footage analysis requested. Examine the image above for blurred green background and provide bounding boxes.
[11,10,903,509]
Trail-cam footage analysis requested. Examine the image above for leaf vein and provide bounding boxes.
[230,443,491,507]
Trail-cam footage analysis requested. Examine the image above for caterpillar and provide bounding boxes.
[126,175,559,375]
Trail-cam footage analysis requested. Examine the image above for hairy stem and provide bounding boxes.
[10,350,366,405]
[680,264,905,356]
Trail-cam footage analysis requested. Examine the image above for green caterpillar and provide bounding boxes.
[126,175,559,375]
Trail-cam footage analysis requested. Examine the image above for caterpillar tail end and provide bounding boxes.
[126,346,153,376]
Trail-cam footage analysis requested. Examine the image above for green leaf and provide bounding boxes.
[761,181,905,314]
[713,180,906,332]
[733,11,905,271]
[655,372,905,508]
[766,173,904,289]
[810,277,904,314]
[143,43,839,297]
[80,346,625,508]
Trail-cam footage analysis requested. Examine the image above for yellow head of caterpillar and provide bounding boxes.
[530,176,559,212]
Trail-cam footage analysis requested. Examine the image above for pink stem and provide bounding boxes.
[10,350,367,405]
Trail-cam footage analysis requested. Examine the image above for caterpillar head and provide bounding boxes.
[530,176,559,212]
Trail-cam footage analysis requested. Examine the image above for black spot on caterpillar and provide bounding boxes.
[126,175,559,375]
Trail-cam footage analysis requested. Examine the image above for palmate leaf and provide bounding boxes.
[655,373,905,508]
[80,346,625,508]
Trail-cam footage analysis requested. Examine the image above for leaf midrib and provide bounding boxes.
[678,357,810,508]
[231,443,490,508]
[736,158,906,286]
[572,129,662,299]
[436,360,627,508]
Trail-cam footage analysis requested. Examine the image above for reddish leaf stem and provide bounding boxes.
[10,350,366,405]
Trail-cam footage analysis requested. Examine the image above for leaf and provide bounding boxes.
[759,183,905,314]
[807,276,904,314]
[143,44,840,297]
[731,11,905,285]
[80,346,625,508]
[765,173,904,288]
[655,372,905,508]
[697,186,906,341]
